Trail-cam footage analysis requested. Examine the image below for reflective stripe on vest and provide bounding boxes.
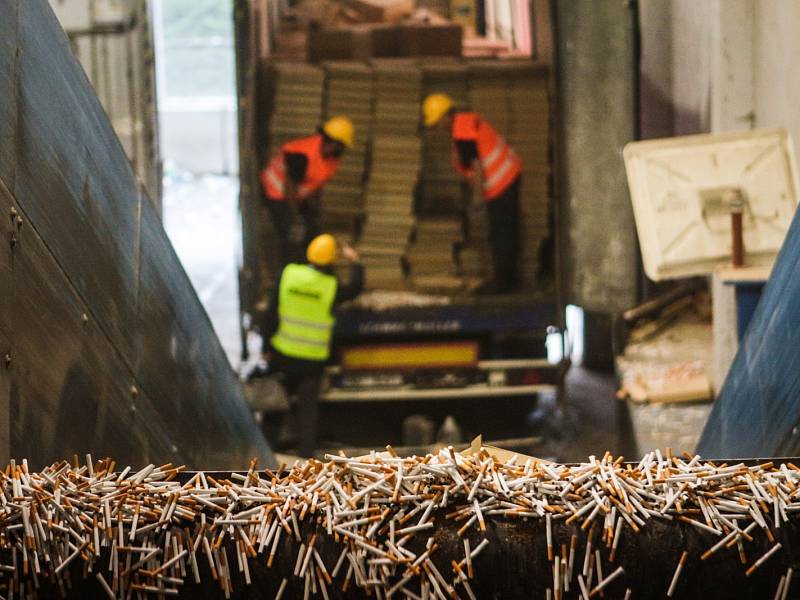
[270,263,338,361]
[452,112,522,201]
[260,134,341,201]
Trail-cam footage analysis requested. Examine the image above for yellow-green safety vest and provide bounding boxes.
[271,263,338,361]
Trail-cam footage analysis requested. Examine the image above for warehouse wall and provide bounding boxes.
[639,0,714,140]
[554,0,639,314]
[640,0,800,153]
[52,0,163,208]
[753,2,800,150]
[0,0,272,469]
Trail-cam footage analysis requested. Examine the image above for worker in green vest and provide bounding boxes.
[260,233,363,456]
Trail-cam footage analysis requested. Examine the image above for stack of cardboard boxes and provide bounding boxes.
[320,60,374,243]
[265,62,325,158]
[405,217,465,292]
[358,60,422,290]
[507,63,551,288]
[261,58,552,294]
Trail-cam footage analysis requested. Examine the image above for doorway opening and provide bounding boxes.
[152,0,241,366]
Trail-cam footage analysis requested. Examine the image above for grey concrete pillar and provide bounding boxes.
[554,0,639,314]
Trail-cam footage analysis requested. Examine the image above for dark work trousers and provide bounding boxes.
[486,176,521,291]
[269,350,324,458]
[265,195,322,271]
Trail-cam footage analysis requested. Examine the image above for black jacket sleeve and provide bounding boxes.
[455,140,478,170]
[284,152,309,183]
[335,263,364,304]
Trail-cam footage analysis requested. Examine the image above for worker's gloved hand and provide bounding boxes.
[340,242,360,262]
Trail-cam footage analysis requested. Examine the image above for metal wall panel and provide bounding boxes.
[8,195,92,467]
[15,0,140,361]
[8,197,148,468]
[136,199,271,469]
[0,0,19,189]
[0,182,13,466]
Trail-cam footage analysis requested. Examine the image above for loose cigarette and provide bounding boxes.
[95,573,115,599]
[473,499,485,531]
[568,534,577,580]
[666,551,688,597]
[461,577,478,600]
[156,549,188,575]
[464,538,473,579]
[677,516,722,536]
[610,517,623,562]
[577,574,590,600]
[701,522,757,560]
[294,544,307,577]
[590,565,624,598]
[781,568,793,600]
[554,556,561,599]
[470,538,490,560]
[395,522,434,535]
[546,513,553,561]
[746,543,782,577]
[583,528,595,578]
[331,546,348,579]
[274,576,288,599]
[775,576,786,600]
[55,541,87,574]
[594,550,604,597]
[268,525,282,568]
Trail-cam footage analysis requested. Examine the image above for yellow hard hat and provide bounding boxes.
[322,116,355,148]
[307,233,338,266]
[422,93,454,127]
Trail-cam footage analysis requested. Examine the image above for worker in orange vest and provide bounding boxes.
[422,93,522,294]
[261,116,355,268]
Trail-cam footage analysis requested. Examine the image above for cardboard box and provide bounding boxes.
[307,26,374,62]
[396,23,462,56]
[309,22,462,62]
[347,0,414,23]
[370,24,400,57]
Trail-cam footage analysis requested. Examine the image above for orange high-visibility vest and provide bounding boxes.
[452,112,522,201]
[261,134,341,201]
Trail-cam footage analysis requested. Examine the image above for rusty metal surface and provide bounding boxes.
[7,190,90,466]
[0,1,18,189]
[14,0,141,360]
[0,190,8,467]
[0,0,273,469]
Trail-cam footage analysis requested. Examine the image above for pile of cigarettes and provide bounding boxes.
[0,447,798,599]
